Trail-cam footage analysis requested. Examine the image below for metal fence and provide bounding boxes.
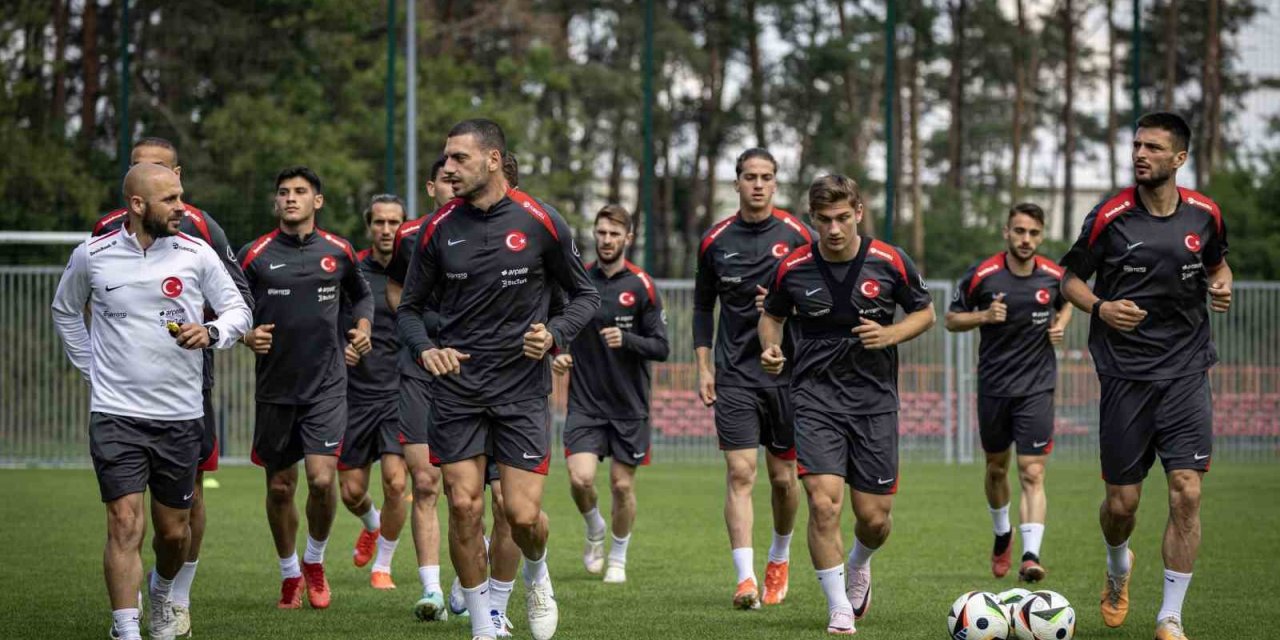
[2,267,1278,466]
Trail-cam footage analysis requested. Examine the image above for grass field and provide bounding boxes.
[3,460,1277,640]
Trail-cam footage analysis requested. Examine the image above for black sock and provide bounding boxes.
[1021,552,1039,563]
[993,532,1013,555]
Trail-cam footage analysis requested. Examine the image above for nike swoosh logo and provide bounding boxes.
[522,452,543,460]
[723,252,740,259]
[1193,452,1209,461]
[269,263,286,270]
[1166,577,1176,583]
[876,477,894,485]
[182,492,194,500]
[324,440,341,448]
[632,451,646,459]
[105,284,125,292]
[448,239,467,246]
[1126,242,1143,250]
[1033,440,1049,448]
[806,288,822,296]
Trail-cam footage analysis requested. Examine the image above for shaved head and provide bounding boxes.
[124,162,178,200]
[124,163,184,239]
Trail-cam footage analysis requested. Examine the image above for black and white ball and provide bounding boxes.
[947,591,1012,640]
[1010,590,1075,640]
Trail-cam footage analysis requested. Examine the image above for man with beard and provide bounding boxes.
[397,118,599,640]
[946,202,1073,583]
[553,204,669,585]
[1059,112,1232,640]
[52,163,251,640]
[238,166,374,610]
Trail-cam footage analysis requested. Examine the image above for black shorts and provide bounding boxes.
[339,398,403,471]
[428,395,551,474]
[715,385,795,458]
[978,391,1055,456]
[399,375,432,446]
[198,387,219,472]
[89,412,202,509]
[794,405,899,495]
[252,396,347,473]
[1099,372,1213,485]
[563,412,651,466]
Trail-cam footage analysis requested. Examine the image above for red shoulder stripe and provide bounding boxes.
[868,239,908,281]
[173,232,202,246]
[241,230,280,270]
[93,208,128,236]
[699,216,737,258]
[356,248,371,261]
[507,188,559,241]
[775,244,814,289]
[316,228,357,264]
[392,217,426,262]
[1034,255,1064,280]
[421,198,464,249]
[772,208,813,243]
[967,252,1006,296]
[624,260,658,304]
[89,228,122,246]
[181,203,213,244]
[1088,187,1138,247]
[1177,187,1224,235]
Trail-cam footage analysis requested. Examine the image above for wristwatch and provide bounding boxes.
[204,324,220,346]
[1091,299,1104,316]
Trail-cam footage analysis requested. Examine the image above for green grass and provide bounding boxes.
[2,461,1277,639]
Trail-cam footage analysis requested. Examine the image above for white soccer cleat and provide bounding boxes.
[603,562,627,584]
[826,606,857,635]
[448,577,469,617]
[490,609,515,638]
[526,579,559,640]
[845,562,872,620]
[583,535,605,574]
[170,605,191,637]
[147,597,187,640]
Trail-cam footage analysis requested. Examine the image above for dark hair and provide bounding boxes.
[735,147,778,177]
[594,204,632,233]
[133,137,178,164]
[808,174,863,212]
[275,166,323,194]
[1136,111,1192,152]
[428,155,447,182]
[447,118,506,154]
[1008,202,1045,226]
[363,194,406,226]
[503,152,519,187]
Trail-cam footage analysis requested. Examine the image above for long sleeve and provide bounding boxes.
[50,244,92,378]
[622,290,669,361]
[199,244,252,348]
[542,214,601,349]
[397,231,440,355]
[693,244,717,349]
[341,252,374,325]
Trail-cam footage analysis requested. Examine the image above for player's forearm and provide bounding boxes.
[692,308,715,349]
[944,311,986,332]
[695,346,714,375]
[757,313,785,351]
[622,332,670,361]
[51,308,92,376]
[1061,272,1099,313]
[1208,259,1232,285]
[1052,304,1074,330]
[892,305,936,345]
[546,287,601,349]
[396,282,437,354]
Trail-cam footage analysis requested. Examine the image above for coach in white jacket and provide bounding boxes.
[51,163,250,640]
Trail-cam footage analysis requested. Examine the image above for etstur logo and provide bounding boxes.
[1184,232,1202,253]
[771,242,789,258]
[1036,288,1051,305]
[976,263,1001,279]
[859,280,881,298]
[619,291,637,307]
[320,256,337,273]
[1102,200,1132,221]
[506,231,528,252]
[161,277,184,298]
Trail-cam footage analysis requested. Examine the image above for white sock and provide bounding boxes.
[583,507,606,540]
[1157,569,1193,623]
[372,535,398,573]
[462,582,496,638]
[111,609,142,640]
[609,533,631,566]
[171,561,198,607]
[522,549,550,587]
[731,547,755,583]
[150,571,174,601]
[303,535,328,565]
[1106,539,1131,576]
[816,565,852,612]
[1020,523,1045,558]
[418,565,441,593]
[359,505,381,532]
[848,539,878,569]
[489,577,515,616]
[989,503,1012,536]
[768,531,793,563]
[278,554,302,579]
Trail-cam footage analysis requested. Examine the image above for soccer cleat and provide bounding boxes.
[371,570,396,590]
[353,528,379,568]
[733,577,761,610]
[413,590,448,621]
[763,560,790,605]
[827,606,857,635]
[526,579,559,640]
[1018,556,1047,583]
[603,562,627,584]
[448,577,470,617]
[170,605,191,637]
[1100,549,1135,628]
[846,563,872,620]
[1154,617,1190,639]
[278,576,305,609]
[147,597,186,640]
[491,609,515,638]
[583,535,605,575]
[992,532,1013,578]
[302,562,331,609]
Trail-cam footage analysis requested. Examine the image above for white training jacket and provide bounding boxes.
[51,225,252,421]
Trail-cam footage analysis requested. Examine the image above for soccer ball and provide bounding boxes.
[1010,590,1075,640]
[997,588,1033,606]
[947,591,1011,640]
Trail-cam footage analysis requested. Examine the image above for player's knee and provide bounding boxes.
[382,473,408,501]
[412,471,440,504]
[1103,490,1140,519]
[307,471,335,496]
[106,506,145,546]
[861,510,892,537]
[446,488,484,523]
[985,459,1009,481]
[727,464,756,493]
[807,493,841,528]
[1018,464,1045,489]
[610,476,634,501]
[569,470,595,495]
[1168,475,1202,516]
[266,476,296,504]
[339,478,365,508]
[504,502,541,533]
[154,521,189,550]
[768,472,796,493]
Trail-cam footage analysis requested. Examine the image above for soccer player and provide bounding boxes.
[397,118,600,640]
[693,148,809,608]
[238,166,374,610]
[945,202,1073,582]
[553,204,669,585]
[90,137,252,636]
[338,194,409,590]
[52,163,251,640]
[1059,112,1231,640]
[759,174,934,635]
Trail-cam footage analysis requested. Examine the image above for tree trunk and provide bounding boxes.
[52,0,70,125]
[946,0,967,192]
[700,0,728,233]
[80,0,100,147]
[746,0,767,147]
[835,0,876,233]
[1161,0,1177,109]
[1011,0,1027,202]
[1062,0,1077,240]
[1106,0,1119,190]
[908,12,925,267]
[608,113,624,204]
[1198,0,1221,187]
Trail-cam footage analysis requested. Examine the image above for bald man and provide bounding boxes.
[52,163,252,640]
